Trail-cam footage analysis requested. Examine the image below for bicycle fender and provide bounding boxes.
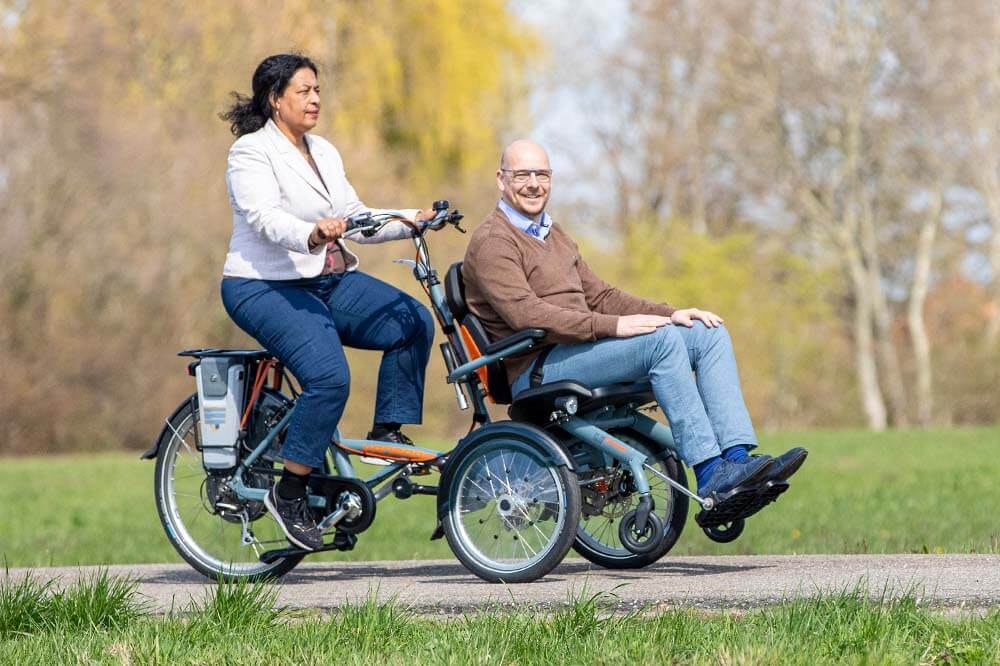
[141,393,198,460]
[435,420,574,524]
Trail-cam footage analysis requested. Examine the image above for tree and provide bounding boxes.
[0,0,536,453]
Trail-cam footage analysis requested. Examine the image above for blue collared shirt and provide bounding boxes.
[498,199,552,242]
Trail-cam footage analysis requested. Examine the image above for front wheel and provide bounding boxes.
[442,437,580,583]
[153,394,304,581]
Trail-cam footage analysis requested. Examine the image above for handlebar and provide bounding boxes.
[344,201,465,238]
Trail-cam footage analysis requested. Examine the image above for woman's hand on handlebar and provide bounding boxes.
[308,217,347,249]
[413,208,443,231]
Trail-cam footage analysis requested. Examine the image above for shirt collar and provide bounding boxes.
[498,199,552,241]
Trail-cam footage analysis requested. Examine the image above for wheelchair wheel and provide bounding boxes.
[442,436,580,583]
[703,519,745,543]
[153,394,304,581]
[573,430,689,569]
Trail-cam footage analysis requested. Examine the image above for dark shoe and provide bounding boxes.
[264,485,324,551]
[366,428,415,446]
[762,447,808,481]
[698,457,774,497]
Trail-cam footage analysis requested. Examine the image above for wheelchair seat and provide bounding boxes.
[509,380,655,424]
[444,262,523,404]
[444,261,656,421]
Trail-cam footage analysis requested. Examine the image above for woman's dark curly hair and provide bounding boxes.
[220,54,318,137]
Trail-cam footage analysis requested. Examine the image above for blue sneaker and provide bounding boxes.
[698,457,774,497]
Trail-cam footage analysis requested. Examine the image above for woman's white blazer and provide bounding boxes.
[222,119,416,279]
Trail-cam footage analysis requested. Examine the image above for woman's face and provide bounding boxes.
[273,67,320,135]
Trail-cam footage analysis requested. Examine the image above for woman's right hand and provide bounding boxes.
[308,217,347,250]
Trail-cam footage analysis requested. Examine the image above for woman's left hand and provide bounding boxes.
[670,308,724,328]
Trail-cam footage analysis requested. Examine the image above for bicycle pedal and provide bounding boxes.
[259,531,358,563]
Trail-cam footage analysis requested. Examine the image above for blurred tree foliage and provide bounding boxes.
[3,1,996,455]
[0,0,533,453]
[590,220,855,428]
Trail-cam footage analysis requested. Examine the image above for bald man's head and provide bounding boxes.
[497,140,552,220]
[500,140,550,170]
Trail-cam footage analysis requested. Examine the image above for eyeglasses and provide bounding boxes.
[501,169,552,184]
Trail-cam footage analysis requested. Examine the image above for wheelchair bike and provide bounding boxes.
[144,202,581,583]
[440,260,793,569]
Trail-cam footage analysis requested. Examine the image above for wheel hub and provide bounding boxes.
[203,473,267,524]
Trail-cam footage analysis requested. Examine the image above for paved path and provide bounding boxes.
[7,555,999,614]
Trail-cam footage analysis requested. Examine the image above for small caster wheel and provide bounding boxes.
[703,518,745,543]
[619,510,664,554]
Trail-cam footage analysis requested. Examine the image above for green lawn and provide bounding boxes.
[1,575,998,664]
[2,427,998,568]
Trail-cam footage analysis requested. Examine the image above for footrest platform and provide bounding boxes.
[695,480,790,528]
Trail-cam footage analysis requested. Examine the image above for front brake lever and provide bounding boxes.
[450,210,466,233]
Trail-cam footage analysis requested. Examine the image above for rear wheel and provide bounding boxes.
[572,430,689,569]
[443,437,580,583]
[153,393,304,581]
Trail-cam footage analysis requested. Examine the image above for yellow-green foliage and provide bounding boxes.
[0,0,535,453]
[329,0,536,186]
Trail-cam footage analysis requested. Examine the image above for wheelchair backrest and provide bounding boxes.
[443,262,514,404]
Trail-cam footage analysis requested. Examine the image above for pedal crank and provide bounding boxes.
[307,474,377,534]
[317,491,363,532]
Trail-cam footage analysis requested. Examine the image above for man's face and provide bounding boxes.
[497,143,551,219]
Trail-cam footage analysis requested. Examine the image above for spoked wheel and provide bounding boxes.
[153,394,303,581]
[573,430,689,569]
[443,438,580,583]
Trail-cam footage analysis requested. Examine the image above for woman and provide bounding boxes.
[219,54,435,551]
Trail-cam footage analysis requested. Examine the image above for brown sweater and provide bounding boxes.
[462,207,675,383]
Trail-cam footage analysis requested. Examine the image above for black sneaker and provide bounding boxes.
[366,428,415,446]
[263,485,324,551]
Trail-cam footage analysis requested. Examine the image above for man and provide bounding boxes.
[462,139,806,503]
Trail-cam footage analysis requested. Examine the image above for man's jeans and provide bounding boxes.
[511,323,757,466]
[221,271,435,469]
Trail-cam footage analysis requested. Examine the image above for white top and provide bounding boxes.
[223,119,417,279]
[497,199,552,242]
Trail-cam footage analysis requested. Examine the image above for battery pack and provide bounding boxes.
[195,357,246,469]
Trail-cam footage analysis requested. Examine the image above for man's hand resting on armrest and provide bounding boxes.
[615,314,672,337]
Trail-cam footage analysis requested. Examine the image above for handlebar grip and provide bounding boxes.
[345,213,373,231]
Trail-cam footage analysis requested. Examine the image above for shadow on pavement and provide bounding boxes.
[143,558,767,586]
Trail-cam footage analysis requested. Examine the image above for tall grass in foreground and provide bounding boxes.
[1,574,998,664]
[0,570,146,637]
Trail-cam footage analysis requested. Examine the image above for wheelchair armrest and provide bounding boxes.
[484,329,546,355]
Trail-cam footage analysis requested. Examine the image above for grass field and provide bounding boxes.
[1,573,998,664]
[1,427,998,568]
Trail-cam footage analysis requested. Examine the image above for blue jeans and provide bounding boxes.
[511,323,757,466]
[221,271,435,469]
